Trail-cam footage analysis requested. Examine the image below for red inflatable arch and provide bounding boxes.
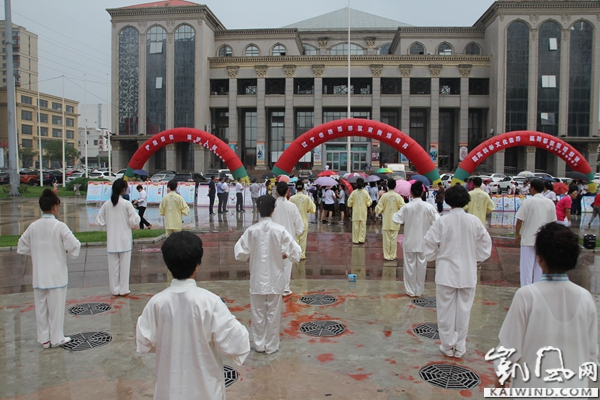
[272,119,441,184]
[124,128,248,181]
[453,130,594,188]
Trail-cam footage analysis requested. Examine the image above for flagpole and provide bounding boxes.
[346,1,351,173]
[37,88,42,186]
[84,74,88,177]
[5,0,19,196]
[62,75,65,187]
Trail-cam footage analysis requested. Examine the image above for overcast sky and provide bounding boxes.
[2,0,496,125]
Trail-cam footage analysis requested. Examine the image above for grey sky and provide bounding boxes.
[3,0,496,122]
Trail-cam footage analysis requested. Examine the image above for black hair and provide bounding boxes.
[111,179,128,206]
[370,182,376,187]
[356,178,365,189]
[257,195,276,217]
[167,180,178,191]
[535,222,579,273]
[567,187,578,195]
[410,181,423,197]
[136,184,143,191]
[544,181,553,191]
[530,178,545,193]
[387,179,396,189]
[276,181,289,196]
[251,178,257,183]
[161,231,204,279]
[472,177,482,187]
[295,181,304,190]
[445,185,471,208]
[39,188,60,212]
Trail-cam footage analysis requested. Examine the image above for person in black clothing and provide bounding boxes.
[208,176,217,215]
[435,182,445,214]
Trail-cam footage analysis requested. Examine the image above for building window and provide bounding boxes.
[22,139,32,147]
[52,128,62,138]
[66,105,74,113]
[238,79,257,95]
[381,78,401,94]
[505,21,530,133]
[40,127,47,136]
[243,110,257,167]
[377,44,391,55]
[409,43,424,55]
[295,110,314,138]
[410,109,428,150]
[21,110,32,121]
[93,140,98,145]
[330,43,364,55]
[66,130,74,139]
[245,45,259,57]
[38,99,47,108]
[20,95,32,104]
[218,45,232,57]
[410,78,431,95]
[119,26,139,135]
[323,110,370,143]
[538,21,563,138]
[438,43,453,55]
[271,44,286,56]
[549,38,558,51]
[323,78,372,95]
[52,116,62,125]
[469,78,489,95]
[465,43,481,55]
[52,102,62,111]
[540,113,555,126]
[66,118,74,127]
[541,75,557,88]
[266,78,285,95]
[380,109,400,164]
[21,124,32,135]
[303,44,317,55]
[38,113,48,123]
[568,21,593,137]
[147,26,167,135]
[294,78,314,94]
[269,110,285,165]
[439,78,460,95]
[174,24,195,128]
[210,79,229,95]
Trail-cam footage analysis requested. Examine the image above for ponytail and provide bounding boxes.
[111,179,127,206]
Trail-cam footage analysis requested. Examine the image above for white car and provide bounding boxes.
[89,171,117,181]
[66,172,84,182]
[115,169,127,179]
[489,173,507,182]
[489,176,515,194]
[150,172,175,182]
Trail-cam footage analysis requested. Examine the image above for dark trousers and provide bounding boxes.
[218,193,227,213]
[209,193,216,214]
[236,192,244,211]
[436,202,443,213]
[138,206,150,229]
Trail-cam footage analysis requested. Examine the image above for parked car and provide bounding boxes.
[66,171,84,182]
[43,170,65,185]
[489,176,515,194]
[0,169,8,185]
[89,171,117,181]
[20,170,39,185]
[489,173,507,182]
[206,169,233,181]
[173,172,207,185]
[115,169,127,179]
[533,172,556,181]
[150,172,176,182]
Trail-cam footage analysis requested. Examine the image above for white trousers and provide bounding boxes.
[34,286,68,345]
[250,294,283,354]
[107,251,132,296]
[519,245,542,287]
[283,258,293,293]
[403,250,427,297]
[436,284,476,353]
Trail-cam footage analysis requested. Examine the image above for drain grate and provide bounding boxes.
[299,294,338,306]
[67,303,112,316]
[224,365,238,387]
[419,364,480,390]
[60,331,112,352]
[412,297,437,309]
[413,323,439,340]
[300,321,346,337]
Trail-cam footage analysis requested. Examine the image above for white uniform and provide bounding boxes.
[495,278,598,393]
[234,217,301,353]
[515,194,557,286]
[96,198,141,296]
[392,198,438,296]
[17,214,81,346]
[136,279,250,400]
[272,197,304,293]
[423,208,492,354]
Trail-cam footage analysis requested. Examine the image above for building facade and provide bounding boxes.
[108,0,600,176]
[0,21,38,91]
[77,127,111,169]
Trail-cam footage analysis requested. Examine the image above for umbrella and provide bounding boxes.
[553,182,569,195]
[289,177,298,183]
[394,180,411,197]
[262,172,275,179]
[318,170,338,177]
[566,171,590,182]
[314,177,338,187]
[340,178,353,194]
[593,179,600,185]
[133,169,149,176]
[374,172,391,179]
[308,173,318,180]
[376,167,393,174]
[277,175,290,183]
[367,175,381,182]
[410,174,431,186]
[347,172,368,179]
[517,171,535,178]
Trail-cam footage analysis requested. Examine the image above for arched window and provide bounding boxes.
[377,43,391,55]
[218,45,232,57]
[330,43,364,55]
[438,43,452,55]
[272,44,286,56]
[245,45,259,57]
[465,43,481,55]
[409,43,424,55]
[303,44,318,55]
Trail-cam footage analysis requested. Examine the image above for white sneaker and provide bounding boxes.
[283,289,292,297]
[42,341,51,349]
[439,345,454,358]
[454,348,466,358]
[52,337,72,348]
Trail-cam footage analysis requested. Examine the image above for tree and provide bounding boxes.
[19,147,37,168]
[43,140,79,167]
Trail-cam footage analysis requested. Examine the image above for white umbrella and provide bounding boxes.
[314,177,338,187]
[517,171,535,178]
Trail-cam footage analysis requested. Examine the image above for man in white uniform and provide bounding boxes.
[393,181,438,296]
[515,178,556,286]
[289,181,316,260]
[234,195,301,354]
[271,182,304,296]
[137,231,250,400]
[423,185,492,358]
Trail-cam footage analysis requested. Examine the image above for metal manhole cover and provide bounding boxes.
[299,321,346,337]
[67,303,112,316]
[299,294,338,306]
[412,297,437,308]
[60,331,112,352]
[419,364,480,390]
[224,365,238,387]
[413,323,439,340]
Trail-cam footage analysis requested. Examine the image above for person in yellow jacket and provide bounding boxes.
[466,176,495,226]
[289,181,316,260]
[159,180,190,237]
[347,178,372,244]
[375,179,405,260]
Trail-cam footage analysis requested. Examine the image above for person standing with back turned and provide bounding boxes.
[375,179,405,261]
[159,180,190,238]
[289,181,316,260]
[347,178,372,244]
[466,176,495,226]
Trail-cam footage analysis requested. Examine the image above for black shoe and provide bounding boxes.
[209,212,215,215]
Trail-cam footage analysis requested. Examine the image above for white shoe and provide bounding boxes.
[52,337,72,348]
[454,348,466,358]
[439,345,454,358]
[42,341,51,349]
[283,289,292,297]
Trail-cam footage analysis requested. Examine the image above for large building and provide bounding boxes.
[107,0,600,176]
[0,21,38,91]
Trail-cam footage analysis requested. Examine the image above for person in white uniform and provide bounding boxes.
[492,222,598,393]
[392,181,438,296]
[137,231,250,400]
[96,179,141,297]
[515,178,557,286]
[270,182,304,296]
[234,195,301,354]
[289,181,316,260]
[18,189,81,349]
[423,185,492,358]
[375,179,405,261]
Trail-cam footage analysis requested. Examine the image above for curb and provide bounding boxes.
[0,234,167,251]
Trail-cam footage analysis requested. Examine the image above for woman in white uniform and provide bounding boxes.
[97,179,140,296]
[18,189,81,348]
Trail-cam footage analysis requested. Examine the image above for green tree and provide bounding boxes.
[43,140,79,167]
[19,147,37,168]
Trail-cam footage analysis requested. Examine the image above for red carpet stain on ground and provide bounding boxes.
[384,330,392,337]
[459,389,472,397]
[317,353,334,363]
[228,303,251,312]
[385,358,397,365]
[383,293,407,300]
[357,344,364,348]
[125,294,153,300]
[282,298,309,316]
[482,301,498,306]
[20,305,35,313]
[218,296,235,304]
[504,307,510,311]
[348,373,372,381]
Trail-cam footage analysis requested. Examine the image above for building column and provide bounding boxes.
[429,65,442,165]
[166,32,174,130]
[227,66,239,152]
[526,146,536,171]
[553,157,566,178]
[494,150,506,175]
[371,64,382,168]
[318,38,328,56]
[138,33,147,135]
[194,144,206,173]
[400,64,411,133]
[366,37,376,56]
[559,28,570,137]
[284,65,296,145]
[165,143,177,171]
[458,65,471,158]
[526,29,539,170]
[313,64,324,168]
[111,140,123,174]
[255,65,268,169]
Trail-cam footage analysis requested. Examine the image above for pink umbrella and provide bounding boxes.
[394,180,411,197]
[277,175,290,183]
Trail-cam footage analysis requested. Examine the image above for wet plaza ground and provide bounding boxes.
[1,197,600,399]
